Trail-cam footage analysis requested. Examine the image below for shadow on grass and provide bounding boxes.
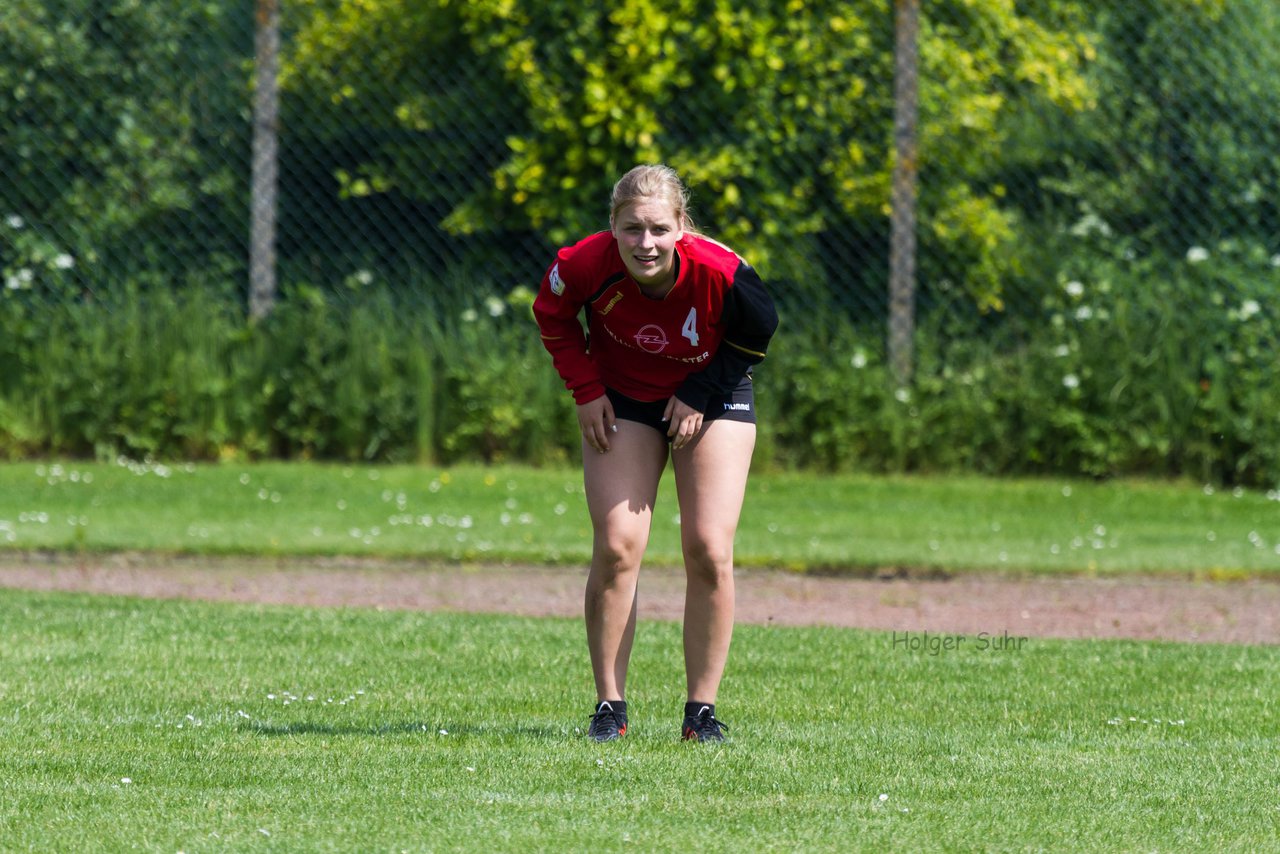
[244,721,568,739]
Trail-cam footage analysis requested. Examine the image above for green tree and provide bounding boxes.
[280,0,529,282]
[0,0,247,294]
[1032,0,1280,256]
[284,0,1093,310]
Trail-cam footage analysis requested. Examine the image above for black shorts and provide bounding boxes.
[606,376,755,440]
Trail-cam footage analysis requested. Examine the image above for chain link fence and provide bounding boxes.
[3,0,1278,347]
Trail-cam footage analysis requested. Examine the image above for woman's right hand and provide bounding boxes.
[577,396,617,454]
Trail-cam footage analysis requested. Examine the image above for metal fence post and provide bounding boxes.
[249,0,280,320]
[889,0,920,387]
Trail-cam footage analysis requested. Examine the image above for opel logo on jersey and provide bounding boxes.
[634,324,669,353]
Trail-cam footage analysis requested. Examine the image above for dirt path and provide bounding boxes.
[3,552,1278,644]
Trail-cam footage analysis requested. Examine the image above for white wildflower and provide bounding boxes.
[5,215,23,229]
[1063,374,1080,389]
[1064,280,1084,298]
[894,387,911,404]
[1074,306,1093,321]
[461,308,478,323]
[53,253,75,270]
[1239,300,1261,321]
[1069,212,1112,238]
[1053,344,1070,358]
[485,295,506,317]
[851,350,868,369]
[1186,246,1209,264]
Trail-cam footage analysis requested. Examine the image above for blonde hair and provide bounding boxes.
[609,164,697,233]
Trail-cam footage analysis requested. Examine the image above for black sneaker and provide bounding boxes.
[587,700,628,742]
[681,705,728,742]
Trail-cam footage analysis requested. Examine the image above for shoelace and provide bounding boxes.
[689,712,729,739]
[589,707,623,734]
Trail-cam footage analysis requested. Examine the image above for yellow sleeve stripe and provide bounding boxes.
[725,340,767,358]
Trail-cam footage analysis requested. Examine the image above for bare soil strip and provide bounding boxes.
[2,552,1277,644]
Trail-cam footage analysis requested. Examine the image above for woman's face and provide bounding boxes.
[612,198,684,289]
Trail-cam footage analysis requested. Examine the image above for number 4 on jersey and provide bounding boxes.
[681,308,699,346]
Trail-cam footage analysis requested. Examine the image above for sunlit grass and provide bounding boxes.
[2,589,1277,851]
[2,460,1280,575]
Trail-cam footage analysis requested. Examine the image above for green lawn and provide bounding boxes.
[2,460,1279,575]
[1,589,1276,852]
[3,462,1277,850]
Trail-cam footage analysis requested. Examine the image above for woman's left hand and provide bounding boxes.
[663,396,703,450]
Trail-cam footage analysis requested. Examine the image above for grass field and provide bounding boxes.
[3,461,1278,851]
[3,460,1280,575]
[1,589,1277,852]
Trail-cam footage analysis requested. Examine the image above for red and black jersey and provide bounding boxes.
[533,230,779,408]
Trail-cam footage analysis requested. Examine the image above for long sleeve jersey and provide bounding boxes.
[533,230,779,409]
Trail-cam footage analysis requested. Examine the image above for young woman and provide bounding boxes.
[533,164,779,742]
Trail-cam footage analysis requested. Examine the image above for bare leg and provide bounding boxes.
[671,419,756,704]
[582,423,668,702]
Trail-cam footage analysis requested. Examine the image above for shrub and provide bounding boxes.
[757,240,1280,486]
[2,265,1277,486]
